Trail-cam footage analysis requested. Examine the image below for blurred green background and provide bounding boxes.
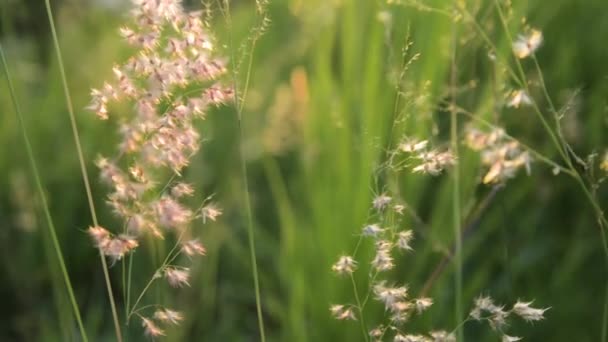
[1,0,608,341]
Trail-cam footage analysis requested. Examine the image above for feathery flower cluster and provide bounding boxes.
[331,163,547,340]
[465,127,531,184]
[393,331,455,342]
[397,139,456,175]
[512,28,543,59]
[332,256,358,275]
[506,89,533,108]
[87,0,230,336]
[139,307,185,337]
[600,151,608,172]
[330,304,357,321]
[88,225,139,264]
[470,295,549,340]
[331,191,445,340]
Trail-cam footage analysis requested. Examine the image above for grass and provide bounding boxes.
[1,0,608,341]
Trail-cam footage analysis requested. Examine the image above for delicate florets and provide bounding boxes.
[506,89,533,108]
[372,194,392,211]
[371,246,394,271]
[513,28,543,59]
[396,230,414,251]
[512,300,549,322]
[201,203,223,223]
[464,127,531,185]
[87,0,229,336]
[330,304,357,320]
[154,308,184,325]
[181,239,207,257]
[412,149,456,175]
[141,317,166,337]
[88,226,138,263]
[363,224,385,237]
[414,297,433,314]
[332,256,358,275]
[165,267,191,287]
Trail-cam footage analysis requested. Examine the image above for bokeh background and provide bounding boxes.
[1,0,608,341]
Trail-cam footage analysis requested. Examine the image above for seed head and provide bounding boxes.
[372,194,392,211]
[512,300,548,322]
[414,297,433,314]
[181,239,207,257]
[141,317,165,337]
[513,29,543,59]
[201,203,222,223]
[362,224,384,238]
[332,256,358,275]
[330,304,357,320]
[502,335,522,342]
[165,267,190,287]
[154,308,184,325]
[507,89,533,108]
[397,230,414,251]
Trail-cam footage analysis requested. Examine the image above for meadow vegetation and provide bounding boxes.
[1,0,608,341]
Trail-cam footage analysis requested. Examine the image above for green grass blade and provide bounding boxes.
[42,1,123,340]
[0,42,89,342]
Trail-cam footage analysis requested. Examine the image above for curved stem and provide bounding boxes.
[350,274,370,342]
[43,1,123,340]
[450,10,463,341]
[0,43,89,342]
[223,1,267,341]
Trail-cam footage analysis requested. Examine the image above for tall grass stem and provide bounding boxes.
[221,1,267,340]
[0,43,89,342]
[450,13,464,342]
[43,1,123,340]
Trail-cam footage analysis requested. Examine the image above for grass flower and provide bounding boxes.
[396,230,414,251]
[332,256,358,275]
[373,194,392,211]
[85,0,233,334]
[363,224,385,237]
[330,305,357,320]
[201,203,223,223]
[502,335,522,342]
[465,127,532,184]
[506,89,533,108]
[165,267,191,287]
[513,28,543,59]
[399,139,428,153]
[181,239,207,257]
[154,308,184,325]
[412,149,456,175]
[512,300,549,322]
[600,151,608,172]
[414,297,433,314]
[141,317,166,337]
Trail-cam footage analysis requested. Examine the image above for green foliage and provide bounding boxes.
[1,0,607,341]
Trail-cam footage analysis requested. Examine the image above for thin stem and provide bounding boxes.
[122,258,126,318]
[128,275,160,321]
[128,230,186,320]
[223,1,266,341]
[350,274,370,342]
[457,4,523,87]
[492,0,569,166]
[0,43,89,342]
[43,2,122,340]
[531,56,559,116]
[601,283,608,342]
[361,271,380,308]
[450,11,464,342]
[126,253,134,323]
[453,106,574,176]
